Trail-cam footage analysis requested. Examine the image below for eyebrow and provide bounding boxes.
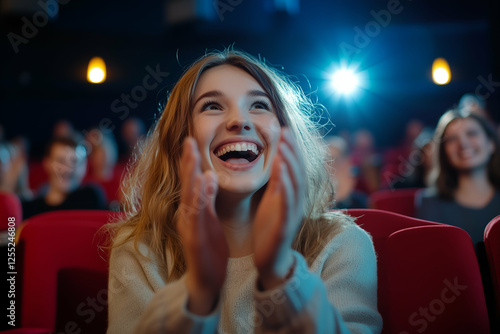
[193,89,271,107]
[247,90,270,99]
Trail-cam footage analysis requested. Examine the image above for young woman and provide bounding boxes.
[416,109,500,248]
[106,49,382,333]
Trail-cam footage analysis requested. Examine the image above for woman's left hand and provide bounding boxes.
[253,128,305,290]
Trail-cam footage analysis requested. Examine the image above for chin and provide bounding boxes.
[217,175,268,195]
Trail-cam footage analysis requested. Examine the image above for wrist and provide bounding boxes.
[185,275,219,315]
[258,251,295,291]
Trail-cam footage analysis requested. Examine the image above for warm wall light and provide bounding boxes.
[87,57,106,84]
[432,58,451,85]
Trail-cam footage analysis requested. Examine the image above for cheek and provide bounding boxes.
[192,121,211,149]
[443,144,456,160]
[485,140,495,157]
[192,120,216,171]
[259,116,281,145]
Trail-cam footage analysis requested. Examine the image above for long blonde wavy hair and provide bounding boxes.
[107,49,352,280]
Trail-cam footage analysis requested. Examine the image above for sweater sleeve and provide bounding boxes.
[106,234,221,334]
[253,224,382,334]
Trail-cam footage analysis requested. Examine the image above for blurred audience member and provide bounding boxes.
[391,128,435,189]
[416,110,500,245]
[401,119,424,159]
[0,137,33,201]
[84,128,122,209]
[22,136,106,220]
[85,129,118,180]
[381,120,425,189]
[351,129,381,194]
[327,136,368,209]
[52,119,76,138]
[417,108,500,332]
[119,117,145,162]
[458,93,490,120]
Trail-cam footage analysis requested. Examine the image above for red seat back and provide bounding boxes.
[484,215,500,319]
[347,209,490,334]
[17,210,119,333]
[27,161,48,194]
[0,192,22,230]
[369,188,421,217]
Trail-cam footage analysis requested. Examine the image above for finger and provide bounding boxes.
[267,153,283,195]
[278,156,295,220]
[180,138,202,201]
[278,141,303,193]
[203,170,219,214]
[281,128,306,176]
[279,131,305,203]
[280,128,301,159]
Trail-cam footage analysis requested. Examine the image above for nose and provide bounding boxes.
[226,107,252,132]
[456,133,470,148]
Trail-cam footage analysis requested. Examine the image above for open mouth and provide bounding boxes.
[214,142,261,164]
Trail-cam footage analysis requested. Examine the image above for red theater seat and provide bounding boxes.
[348,209,490,334]
[485,215,500,321]
[369,188,421,217]
[0,192,22,231]
[6,210,120,334]
[27,161,48,194]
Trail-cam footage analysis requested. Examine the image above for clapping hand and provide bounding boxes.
[177,138,229,314]
[253,128,305,289]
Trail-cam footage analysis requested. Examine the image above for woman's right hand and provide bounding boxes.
[177,138,229,315]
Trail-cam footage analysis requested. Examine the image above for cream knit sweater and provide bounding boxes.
[107,223,382,333]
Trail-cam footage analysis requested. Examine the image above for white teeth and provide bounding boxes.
[215,142,260,157]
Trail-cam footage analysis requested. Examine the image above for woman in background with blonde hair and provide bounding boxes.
[106,49,382,333]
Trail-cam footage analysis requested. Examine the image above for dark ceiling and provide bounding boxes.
[1,0,499,152]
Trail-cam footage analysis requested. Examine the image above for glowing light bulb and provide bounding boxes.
[87,57,106,84]
[432,58,451,85]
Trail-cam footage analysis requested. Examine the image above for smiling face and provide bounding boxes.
[44,143,87,193]
[442,117,494,172]
[192,64,281,195]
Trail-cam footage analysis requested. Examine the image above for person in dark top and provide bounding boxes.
[416,109,500,246]
[416,108,500,330]
[22,136,106,220]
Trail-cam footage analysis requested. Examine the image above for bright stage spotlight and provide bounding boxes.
[330,68,360,95]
